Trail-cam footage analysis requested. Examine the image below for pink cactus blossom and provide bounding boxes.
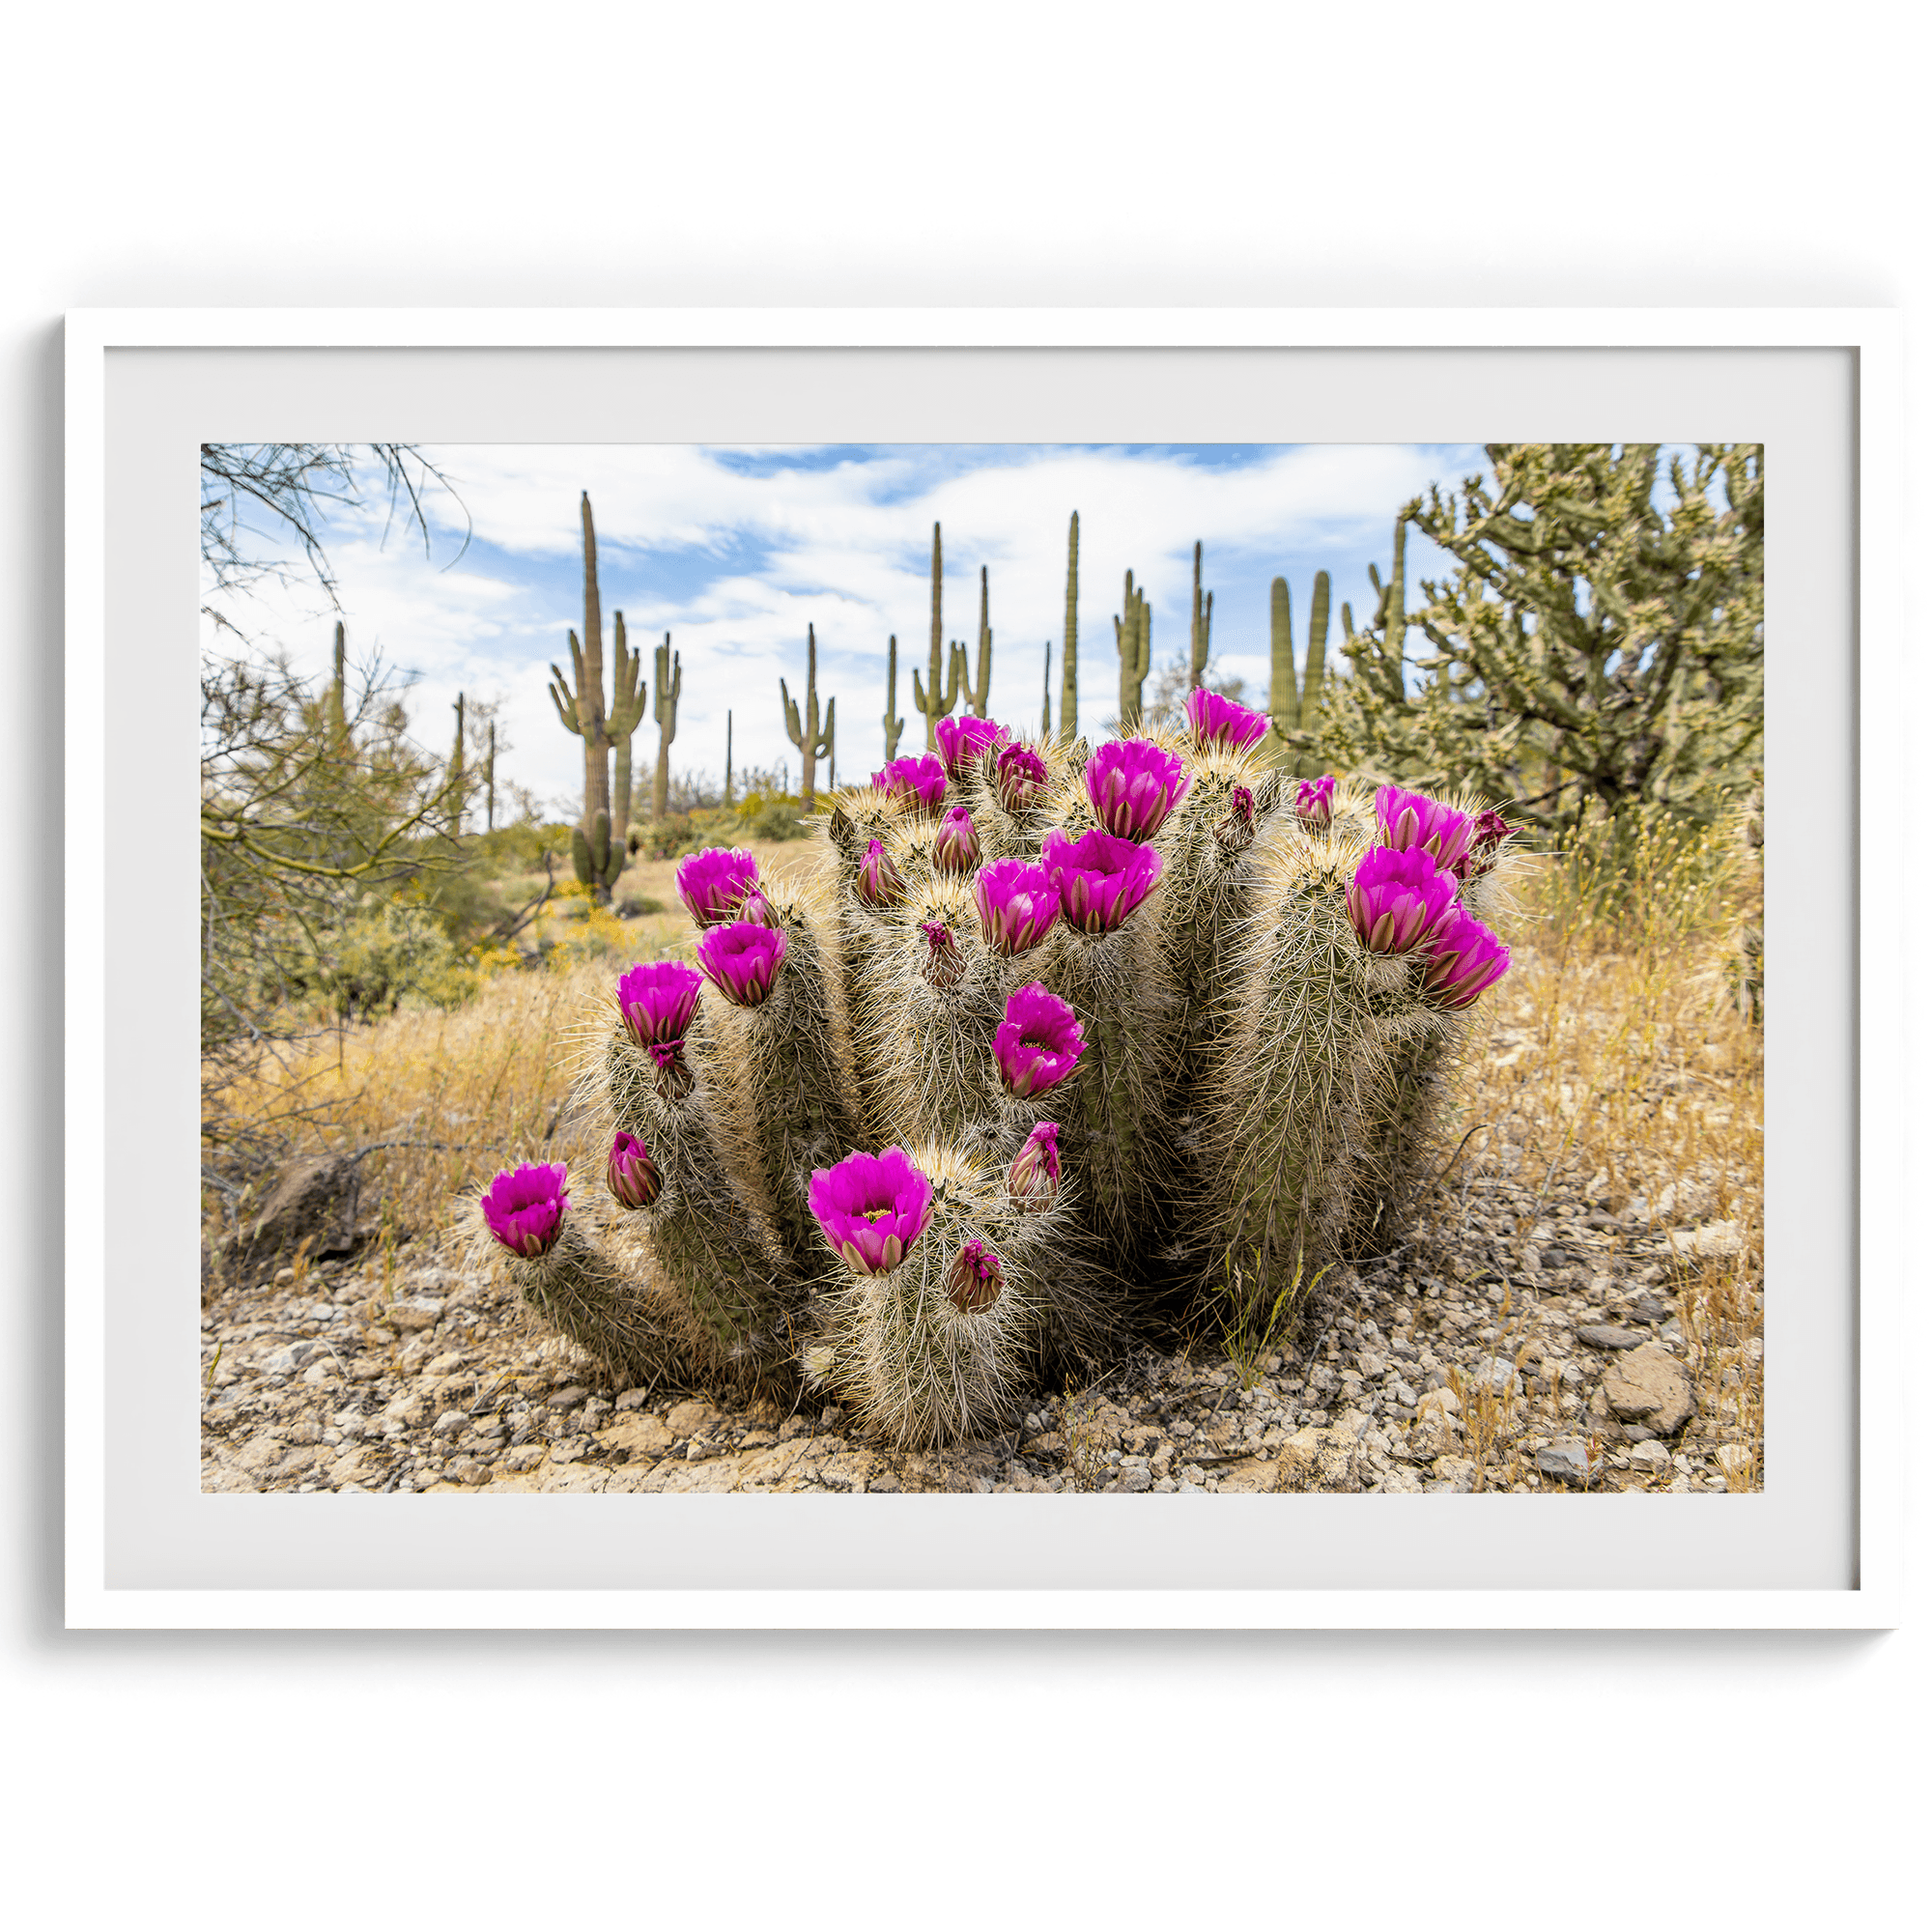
[606,1131,662,1210]
[935,714,1010,779]
[994,741,1052,814]
[856,838,905,909]
[871,753,948,815]
[1184,688,1269,753]
[992,982,1087,1098]
[973,857,1060,957]
[1006,1121,1062,1213]
[1295,775,1338,827]
[1422,906,1513,1009]
[1375,783,1476,873]
[1040,826,1164,934]
[1346,845,1461,955]
[674,846,760,927]
[480,1162,569,1260]
[808,1146,935,1275]
[696,919,788,1007]
[616,960,701,1047]
[1085,738,1191,840]
[945,1237,1006,1314]
[920,919,965,991]
[933,805,981,874]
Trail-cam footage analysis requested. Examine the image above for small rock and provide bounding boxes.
[1632,1296,1672,1324]
[503,1443,546,1473]
[1665,1222,1745,1263]
[547,1385,590,1410]
[1715,1443,1755,1488]
[448,1458,491,1487]
[1602,1344,1696,1436]
[1536,1438,1593,1485]
[432,1408,467,1436]
[601,1413,674,1459]
[614,1387,649,1410]
[1112,1466,1154,1492]
[667,1398,721,1436]
[388,1297,444,1333]
[1429,1456,1476,1493]
[1577,1324,1645,1350]
[1627,1439,1670,1473]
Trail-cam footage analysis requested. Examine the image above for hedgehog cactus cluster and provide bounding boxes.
[475,695,1520,1449]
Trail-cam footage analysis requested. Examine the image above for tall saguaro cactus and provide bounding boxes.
[1189,542,1214,688]
[882,636,905,762]
[1060,511,1079,743]
[1362,515,1407,707]
[913,523,960,747]
[609,612,648,844]
[326,619,349,745]
[1114,568,1151,730]
[724,710,734,807]
[1266,572,1333,773]
[652,633,681,821]
[958,566,994,717]
[1041,639,1053,737]
[484,721,497,833]
[548,492,621,899]
[449,693,467,834]
[781,622,837,810]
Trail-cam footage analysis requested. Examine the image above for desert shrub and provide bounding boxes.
[617,894,668,919]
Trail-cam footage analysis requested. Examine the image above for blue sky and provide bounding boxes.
[202,441,1498,816]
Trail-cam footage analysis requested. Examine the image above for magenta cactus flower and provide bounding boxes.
[945,1237,1006,1315]
[920,919,965,991]
[1422,906,1513,1009]
[973,857,1060,957]
[1454,808,1519,882]
[808,1146,935,1275]
[1085,738,1191,840]
[606,1131,662,1210]
[1006,1120,1062,1213]
[1376,783,1476,873]
[616,960,702,1048]
[1040,826,1164,934]
[696,919,788,1007]
[994,741,1051,814]
[674,846,760,927]
[992,982,1087,1098]
[1214,784,1257,853]
[933,805,981,874]
[871,753,948,815]
[856,837,905,909]
[935,714,1010,779]
[480,1162,569,1260]
[1346,845,1461,955]
[1295,775,1338,827]
[1184,687,1269,754]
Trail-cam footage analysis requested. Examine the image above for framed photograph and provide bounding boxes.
[66,308,1899,1629]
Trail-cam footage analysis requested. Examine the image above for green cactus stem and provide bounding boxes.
[724,708,734,807]
[1363,514,1407,707]
[448,692,467,835]
[327,619,349,745]
[608,611,648,855]
[1114,568,1151,731]
[1268,577,1297,753]
[912,524,961,748]
[1041,639,1054,738]
[497,1212,687,1394]
[571,808,621,894]
[961,566,994,718]
[484,720,497,833]
[781,622,837,811]
[652,633,681,821]
[1189,542,1213,688]
[1060,511,1079,743]
[1266,572,1333,775]
[882,635,905,762]
[547,493,616,900]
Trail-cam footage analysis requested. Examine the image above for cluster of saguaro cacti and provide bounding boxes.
[476,674,1520,1450]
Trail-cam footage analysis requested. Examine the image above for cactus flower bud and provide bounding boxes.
[933,805,981,874]
[935,714,1010,779]
[606,1130,662,1209]
[1214,784,1257,853]
[920,919,965,991]
[1453,809,1518,882]
[1422,906,1513,1009]
[480,1162,569,1259]
[1184,688,1269,754]
[1295,775,1337,827]
[1007,1120,1062,1212]
[945,1237,1006,1314]
[974,857,1059,956]
[856,837,905,909]
[808,1146,935,1274]
[993,983,1087,1098]
[1040,826,1164,934]
[1376,782,1475,873]
[1085,737,1191,840]
[994,741,1052,814]
[1346,845,1460,955]
[674,846,761,926]
[644,1037,694,1101]
[871,753,949,815]
[696,919,788,1007]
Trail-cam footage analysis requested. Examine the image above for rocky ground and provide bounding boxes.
[202,1160,1763,1496]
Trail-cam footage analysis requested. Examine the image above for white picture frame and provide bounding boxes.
[67,307,1901,1630]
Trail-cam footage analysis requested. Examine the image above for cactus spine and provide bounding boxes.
[608,612,647,847]
[1060,511,1079,742]
[1189,542,1213,687]
[1114,568,1151,730]
[912,524,960,748]
[960,566,994,717]
[882,635,905,762]
[547,493,619,899]
[781,623,837,811]
[652,633,681,821]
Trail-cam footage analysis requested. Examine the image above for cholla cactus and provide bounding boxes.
[477,594,1522,1449]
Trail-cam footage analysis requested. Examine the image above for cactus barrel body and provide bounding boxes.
[503,1215,685,1392]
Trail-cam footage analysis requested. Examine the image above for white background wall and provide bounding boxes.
[5,5,1922,1922]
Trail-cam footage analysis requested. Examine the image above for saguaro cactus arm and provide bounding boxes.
[781,622,837,810]
[1189,542,1213,688]
[959,565,994,717]
[608,611,649,841]
[1114,569,1151,729]
[652,634,682,821]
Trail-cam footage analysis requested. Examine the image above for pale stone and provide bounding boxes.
[1602,1344,1696,1435]
[600,1412,674,1459]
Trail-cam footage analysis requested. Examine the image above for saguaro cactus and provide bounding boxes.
[1189,542,1213,688]
[913,524,960,748]
[882,636,905,762]
[1267,571,1332,773]
[1041,639,1054,737]
[609,612,648,849]
[1363,515,1407,708]
[326,619,349,745]
[724,709,734,807]
[484,721,497,833]
[652,633,681,821]
[781,622,837,810]
[1060,512,1079,743]
[548,492,617,898]
[1114,568,1151,730]
[959,566,994,718]
[448,692,467,836]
